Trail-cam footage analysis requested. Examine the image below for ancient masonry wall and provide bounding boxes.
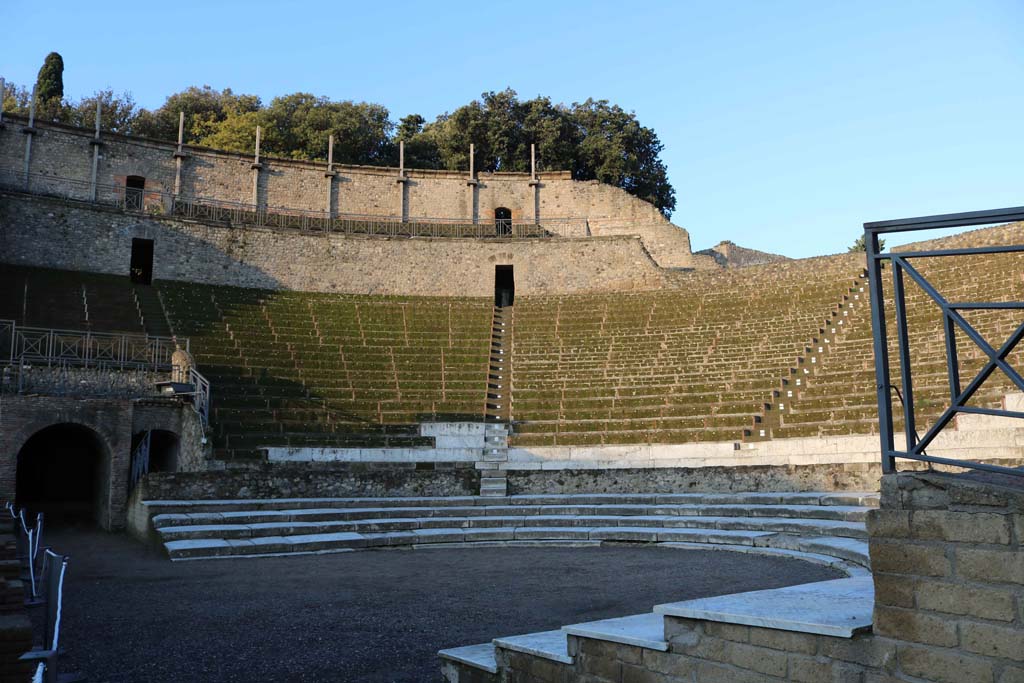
[0,116,702,269]
[0,192,668,296]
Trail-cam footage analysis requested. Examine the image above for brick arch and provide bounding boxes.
[14,419,116,528]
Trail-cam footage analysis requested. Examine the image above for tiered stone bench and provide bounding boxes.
[136,492,878,562]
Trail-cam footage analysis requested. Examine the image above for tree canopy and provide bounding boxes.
[2,60,677,215]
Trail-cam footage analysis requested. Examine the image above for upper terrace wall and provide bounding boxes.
[0,116,702,268]
[0,192,667,296]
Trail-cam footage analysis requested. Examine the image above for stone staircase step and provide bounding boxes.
[493,629,572,664]
[438,642,498,675]
[654,575,874,638]
[562,612,668,651]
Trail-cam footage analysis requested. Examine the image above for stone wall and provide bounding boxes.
[0,192,668,296]
[0,116,701,268]
[0,395,198,530]
[136,463,479,501]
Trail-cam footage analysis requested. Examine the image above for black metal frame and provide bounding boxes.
[865,205,1024,476]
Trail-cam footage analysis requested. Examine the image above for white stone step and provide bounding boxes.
[563,612,668,651]
[654,576,874,638]
[493,629,572,664]
[438,642,497,674]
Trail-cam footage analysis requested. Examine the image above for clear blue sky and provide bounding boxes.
[3,1,1021,257]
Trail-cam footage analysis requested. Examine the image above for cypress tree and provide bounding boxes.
[35,52,65,104]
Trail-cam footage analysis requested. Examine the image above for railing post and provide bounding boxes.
[865,228,896,473]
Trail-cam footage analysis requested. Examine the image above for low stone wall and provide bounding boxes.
[137,462,479,501]
[507,462,883,495]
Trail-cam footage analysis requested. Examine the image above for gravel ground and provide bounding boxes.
[45,530,843,682]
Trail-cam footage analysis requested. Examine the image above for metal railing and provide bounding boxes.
[0,320,183,371]
[130,431,151,491]
[864,205,1024,476]
[0,165,591,238]
[172,363,211,427]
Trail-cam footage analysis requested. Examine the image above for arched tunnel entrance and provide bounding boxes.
[16,424,108,527]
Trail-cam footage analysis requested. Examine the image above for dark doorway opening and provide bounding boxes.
[149,430,180,473]
[125,175,146,211]
[130,238,154,285]
[495,207,512,236]
[16,424,105,527]
[495,265,515,308]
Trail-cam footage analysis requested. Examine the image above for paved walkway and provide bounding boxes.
[48,529,842,682]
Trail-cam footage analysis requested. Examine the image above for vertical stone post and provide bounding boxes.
[528,142,541,224]
[0,77,5,127]
[395,140,409,221]
[173,111,189,203]
[324,134,336,217]
[251,125,262,208]
[89,100,102,201]
[22,87,37,191]
[466,143,479,225]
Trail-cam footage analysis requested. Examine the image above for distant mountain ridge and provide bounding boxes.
[696,241,791,268]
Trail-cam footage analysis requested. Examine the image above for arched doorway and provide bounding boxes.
[16,424,107,527]
[494,207,512,236]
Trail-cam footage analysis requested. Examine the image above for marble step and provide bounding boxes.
[493,630,572,664]
[161,525,871,564]
[438,642,498,675]
[151,502,872,531]
[563,612,668,651]
[143,491,878,517]
[654,575,874,638]
[156,514,866,541]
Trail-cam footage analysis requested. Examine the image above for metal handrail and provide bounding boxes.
[1,320,183,372]
[864,205,1024,477]
[0,165,591,238]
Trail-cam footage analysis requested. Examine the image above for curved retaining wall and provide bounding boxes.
[0,192,668,295]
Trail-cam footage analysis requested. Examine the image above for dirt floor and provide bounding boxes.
[42,529,844,682]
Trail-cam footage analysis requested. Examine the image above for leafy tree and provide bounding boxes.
[1,82,31,117]
[395,114,441,168]
[849,235,885,253]
[65,90,138,134]
[134,86,260,142]
[258,94,393,164]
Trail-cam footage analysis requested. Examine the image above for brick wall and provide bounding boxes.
[0,192,668,296]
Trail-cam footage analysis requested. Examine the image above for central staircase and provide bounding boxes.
[139,491,877,563]
[481,305,512,496]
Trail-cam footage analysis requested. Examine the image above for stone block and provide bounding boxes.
[910,510,1011,544]
[960,621,1024,662]
[749,628,818,655]
[956,548,1024,584]
[914,580,1015,621]
[819,634,897,669]
[873,606,957,647]
[702,622,750,643]
[640,649,696,677]
[872,574,916,609]
[621,665,672,683]
[577,653,620,681]
[865,510,911,538]
[694,660,780,683]
[577,638,642,665]
[727,642,788,677]
[999,665,1024,683]
[787,654,832,683]
[897,643,994,683]
[869,540,949,577]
